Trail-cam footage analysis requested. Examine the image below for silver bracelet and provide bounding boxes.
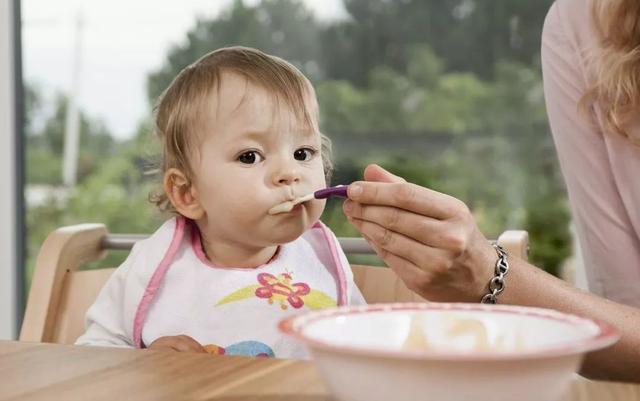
[480,243,509,304]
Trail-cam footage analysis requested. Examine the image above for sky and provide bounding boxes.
[22,0,347,139]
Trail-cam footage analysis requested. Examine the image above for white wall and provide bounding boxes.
[0,0,18,339]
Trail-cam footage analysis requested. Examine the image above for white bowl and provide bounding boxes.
[279,303,618,401]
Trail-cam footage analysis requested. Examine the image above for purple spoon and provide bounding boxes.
[313,184,349,199]
[294,184,348,203]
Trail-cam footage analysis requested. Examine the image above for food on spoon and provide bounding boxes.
[268,193,315,215]
[268,186,348,215]
[268,201,296,215]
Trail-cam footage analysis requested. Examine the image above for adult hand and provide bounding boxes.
[147,335,207,353]
[342,164,497,302]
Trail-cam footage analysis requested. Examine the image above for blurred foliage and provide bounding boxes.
[146,0,322,103]
[26,94,117,185]
[24,117,165,284]
[25,0,570,292]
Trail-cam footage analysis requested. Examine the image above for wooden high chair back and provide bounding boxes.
[19,224,528,344]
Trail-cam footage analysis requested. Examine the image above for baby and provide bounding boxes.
[75,46,366,358]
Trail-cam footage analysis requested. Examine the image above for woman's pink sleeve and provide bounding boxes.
[542,0,640,306]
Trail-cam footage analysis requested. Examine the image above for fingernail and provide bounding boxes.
[349,183,363,198]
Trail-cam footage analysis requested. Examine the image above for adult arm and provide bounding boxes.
[343,164,640,382]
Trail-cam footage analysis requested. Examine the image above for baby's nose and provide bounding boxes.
[272,153,303,186]
[275,169,301,185]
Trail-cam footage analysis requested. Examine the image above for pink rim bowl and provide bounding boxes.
[279,302,619,401]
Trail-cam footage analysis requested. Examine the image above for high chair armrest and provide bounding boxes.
[496,230,529,261]
[20,224,108,342]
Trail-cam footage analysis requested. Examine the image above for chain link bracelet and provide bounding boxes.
[480,243,509,304]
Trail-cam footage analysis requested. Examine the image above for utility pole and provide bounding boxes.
[62,12,83,187]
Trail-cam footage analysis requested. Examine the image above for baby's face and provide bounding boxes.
[191,73,327,247]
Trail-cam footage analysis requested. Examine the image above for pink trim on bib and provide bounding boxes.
[313,221,348,306]
[133,216,186,348]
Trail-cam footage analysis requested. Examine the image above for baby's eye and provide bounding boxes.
[237,151,264,165]
[294,148,316,161]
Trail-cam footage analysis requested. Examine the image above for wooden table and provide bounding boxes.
[1,341,639,401]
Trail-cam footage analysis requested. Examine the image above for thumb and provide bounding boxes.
[363,164,406,183]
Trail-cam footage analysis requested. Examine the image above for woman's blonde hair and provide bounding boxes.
[585,0,640,141]
[149,46,333,211]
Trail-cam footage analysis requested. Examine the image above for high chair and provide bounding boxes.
[19,224,528,344]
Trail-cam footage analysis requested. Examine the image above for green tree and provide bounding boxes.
[146,0,322,104]
[25,130,166,285]
[26,94,117,185]
[320,0,554,84]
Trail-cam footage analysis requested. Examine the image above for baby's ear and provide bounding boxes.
[163,168,205,220]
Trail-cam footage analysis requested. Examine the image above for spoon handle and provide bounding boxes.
[314,184,348,199]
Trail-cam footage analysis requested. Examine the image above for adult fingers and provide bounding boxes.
[347,180,467,221]
[362,164,406,183]
[361,229,485,303]
[348,216,454,270]
[344,201,468,251]
[360,232,432,299]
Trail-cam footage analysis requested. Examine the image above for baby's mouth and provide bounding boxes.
[267,185,345,215]
[268,195,312,215]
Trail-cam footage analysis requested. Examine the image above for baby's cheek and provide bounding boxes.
[225,198,265,225]
[234,193,267,211]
